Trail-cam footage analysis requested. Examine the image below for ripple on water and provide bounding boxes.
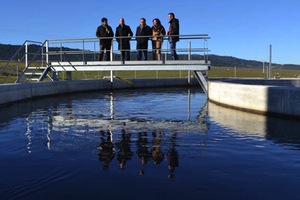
[1,88,300,199]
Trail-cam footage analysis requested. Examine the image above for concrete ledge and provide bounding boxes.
[208,79,300,117]
[0,78,198,106]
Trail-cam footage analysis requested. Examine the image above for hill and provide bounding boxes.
[1,43,299,69]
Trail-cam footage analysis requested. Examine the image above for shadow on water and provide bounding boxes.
[208,101,300,148]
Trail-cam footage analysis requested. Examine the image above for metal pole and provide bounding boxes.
[165,42,168,61]
[110,41,113,61]
[188,41,191,84]
[25,41,28,68]
[60,43,63,61]
[188,88,191,121]
[268,45,272,79]
[234,66,236,78]
[82,39,85,62]
[188,41,191,60]
[46,40,49,67]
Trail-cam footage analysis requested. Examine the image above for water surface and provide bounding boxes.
[1,88,300,200]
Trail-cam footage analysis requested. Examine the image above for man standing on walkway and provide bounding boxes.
[115,18,133,61]
[96,17,114,61]
[167,12,179,60]
[135,18,151,60]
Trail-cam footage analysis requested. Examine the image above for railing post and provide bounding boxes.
[110,41,113,61]
[25,41,28,68]
[268,44,272,79]
[165,42,168,61]
[82,39,85,62]
[46,40,49,65]
[60,43,63,62]
[188,41,191,85]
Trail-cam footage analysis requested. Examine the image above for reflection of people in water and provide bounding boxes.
[97,130,116,170]
[151,130,164,164]
[166,132,179,179]
[116,129,134,169]
[136,132,151,166]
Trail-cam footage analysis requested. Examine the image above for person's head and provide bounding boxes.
[168,12,175,21]
[101,17,108,26]
[152,18,161,26]
[140,18,146,26]
[119,18,125,26]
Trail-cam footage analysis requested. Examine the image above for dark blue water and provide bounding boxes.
[1,88,300,200]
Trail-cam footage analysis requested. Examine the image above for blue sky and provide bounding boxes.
[1,0,300,64]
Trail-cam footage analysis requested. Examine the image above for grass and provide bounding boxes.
[1,61,300,84]
[208,66,300,79]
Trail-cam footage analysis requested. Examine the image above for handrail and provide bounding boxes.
[45,34,210,62]
[46,34,210,43]
[0,34,210,84]
[0,41,26,75]
[0,40,44,72]
[16,40,47,83]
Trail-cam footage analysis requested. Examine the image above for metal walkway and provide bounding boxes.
[0,34,211,93]
[50,60,210,92]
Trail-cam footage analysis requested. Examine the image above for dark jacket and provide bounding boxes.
[168,18,180,42]
[135,24,152,49]
[96,25,114,45]
[115,25,133,50]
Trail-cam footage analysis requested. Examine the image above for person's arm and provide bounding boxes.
[96,26,101,38]
[108,26,114,37]
[135,27,139,37]
[129,27,133,38]
[173,20,179,35]
[162,26,166,36]
[115,27,120,42]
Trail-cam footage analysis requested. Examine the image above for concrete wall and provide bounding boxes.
[211,78,300,87]
[0,78,198,106]
[208,79,300,117]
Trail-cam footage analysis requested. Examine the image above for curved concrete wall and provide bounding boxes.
[208,79,300,117]
[0,78,198,106]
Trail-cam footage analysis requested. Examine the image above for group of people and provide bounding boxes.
[95,12,180,62]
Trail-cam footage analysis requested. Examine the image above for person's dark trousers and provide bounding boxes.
[99,44,111,61]
[169,41,179,60]
[121,50,131,61]
[137,50,147,60]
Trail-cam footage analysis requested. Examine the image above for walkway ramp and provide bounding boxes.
[50,60,210,71]
[49,60,210,93]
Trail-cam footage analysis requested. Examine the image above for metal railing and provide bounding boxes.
[45,34,210,62]
[0,40,46,83]
[0,34,210,83]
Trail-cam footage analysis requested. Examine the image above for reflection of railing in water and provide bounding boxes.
[23,89,209,152]
[22,90,208,179]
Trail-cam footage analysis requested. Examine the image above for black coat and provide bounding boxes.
[168,18,180,42]
[96,25,114,45]
[135,25,151,50]
[115,25,133,50]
